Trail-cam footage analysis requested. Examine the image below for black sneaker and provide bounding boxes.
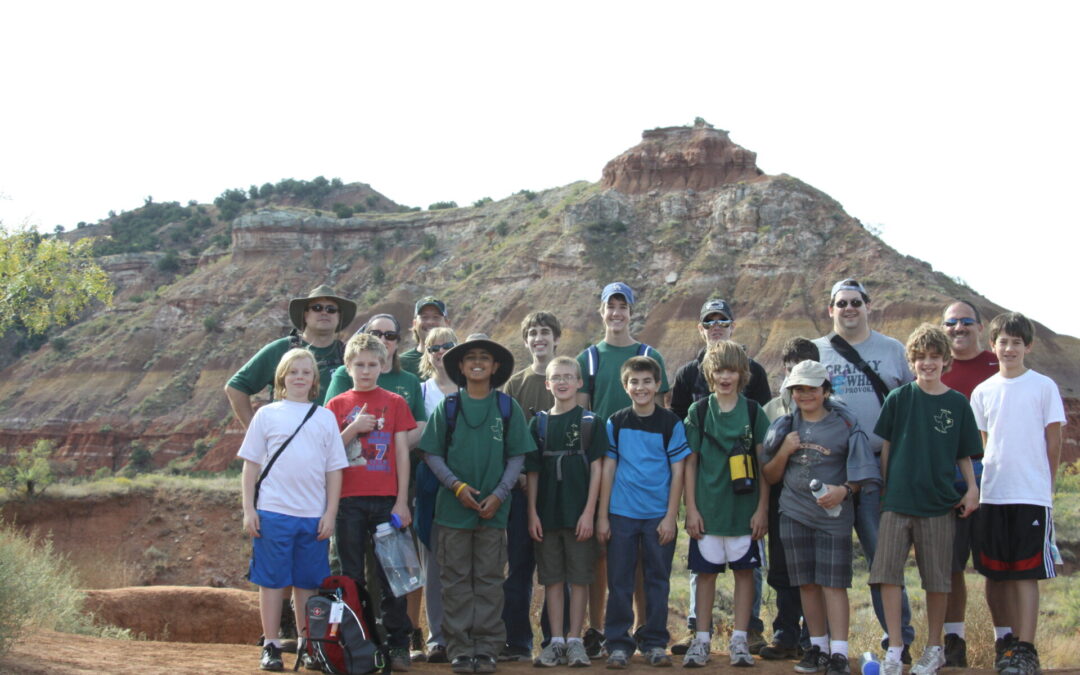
[633,626,647,654]
[879,639,912,665]
[747,628,767,656]
[759,641,800,660]
[429,644,449,664]
[943,633,967,668]
[671,631,694,656]
[584,627,607,660]
[411,628,428,663]
[390,647,412,672]
[475,654,498,673]
[260,643,284,671]
[996,633,1018,671]
[452,655,475,673]
[826,653,851,675]
[794,645,829,673]
[1001,642,1040,675]
[500,645,533,662]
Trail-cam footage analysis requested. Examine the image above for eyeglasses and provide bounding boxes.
[943,317,978,327]
[547,374,577,383]
[427,342,456,353]
[833,299,864,309]
[701,319,733,328]
[307,304,339,314]
[367,330,400,341]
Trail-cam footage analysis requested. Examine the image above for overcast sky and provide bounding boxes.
[3,2,1077,336]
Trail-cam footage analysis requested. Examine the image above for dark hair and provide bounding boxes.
[781,337,820,365]
[988,312,1034,347]
[520,311,562,342]
[946,300,982,324]
[620,355,661,386]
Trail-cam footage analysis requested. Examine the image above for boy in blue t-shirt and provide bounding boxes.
[596,356,690,668]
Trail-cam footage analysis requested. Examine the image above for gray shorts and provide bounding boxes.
[778,514,853,589]
[535,528,598,586]
[869,510,954,593]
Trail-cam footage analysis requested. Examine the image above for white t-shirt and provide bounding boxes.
[421,379,449,418]
[970,369,1066,507]
[238,400,349,518]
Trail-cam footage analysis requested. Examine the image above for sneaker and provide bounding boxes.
[501,645,533,662]
[943,634,967,668]
[634,627,647,655]
[390,647,413,672]
[671,632,695,656]
[729,636,754,667]
[794,646,829,673]
[429,645,449,664]
[567,640,591,668]
[882,661,903,675]
[996,633,1018,671]
[260,643,284,672]
[747,628,767,655]
[606,649,629,669]
[826,653,851,675]
[411,628,428,663]
[475,654,498,673]
[646,647,672,667]
[759,641,800,660]
[1001,642,1040,675]
[299,651,321,671]
[585,628,608,660]
[535,642,567,668]
[880,638,912,665]
[451,655,474,673]
[682,638,710,668]
[911,646,945,675]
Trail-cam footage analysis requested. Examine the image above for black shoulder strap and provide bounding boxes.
[254,402,318,507]
[536,411,548,452]
[829,334,890,405]
[586,345,600,401]
[579,411,595,455]
[443,393,460,450]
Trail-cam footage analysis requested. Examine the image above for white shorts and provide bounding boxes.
[697,534,754,565]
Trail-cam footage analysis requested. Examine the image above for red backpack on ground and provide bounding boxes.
[301,575,386,674]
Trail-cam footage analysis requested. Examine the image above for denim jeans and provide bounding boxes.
[604,515,674,654]
[502,486,535,650]
[856,488,914,645]
[335,495,413,648]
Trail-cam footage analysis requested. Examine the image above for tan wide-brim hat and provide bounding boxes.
[443,333,515,389]
[288,284,358,332]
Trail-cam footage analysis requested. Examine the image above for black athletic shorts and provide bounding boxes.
[973,503,1056,581]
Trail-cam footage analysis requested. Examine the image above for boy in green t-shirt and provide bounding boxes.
[870,325,981,675]
[683,341,770,668]
[418,335,537,674]
[527,356,605,667]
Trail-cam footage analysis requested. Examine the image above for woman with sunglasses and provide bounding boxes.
[413,326,459,663]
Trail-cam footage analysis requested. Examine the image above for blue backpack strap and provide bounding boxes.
[443,393,461,452]
[536,411,548,452]
[636,342,650,357]
[496,391,513,460]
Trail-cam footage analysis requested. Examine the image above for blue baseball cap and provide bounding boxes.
[601,282,635,305]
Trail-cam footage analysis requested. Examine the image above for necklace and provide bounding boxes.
[457,394,493,430]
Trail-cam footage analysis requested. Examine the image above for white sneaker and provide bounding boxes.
[729,636,754,667]
[682,638,710,668]
[910,646,945,675]
[882,659,904,675]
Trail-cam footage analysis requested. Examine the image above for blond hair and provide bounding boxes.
[701,340,750,393]
[419,327,459,380]
[274,348,320,401]
[345,332,388,367]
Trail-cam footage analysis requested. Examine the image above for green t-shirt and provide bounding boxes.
[399,347,423,379]
[503,366,552,423]
[685,394,770,536]
[227,336,344,405]
[325,366,427,423]
[874,382,982,517]
[418,391,536,529]
[525,406,606,530]
[576,342,670,422]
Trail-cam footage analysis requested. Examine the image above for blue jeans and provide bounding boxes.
[502,486,535,650]
[604,515,674,654]
[856,488,914,645]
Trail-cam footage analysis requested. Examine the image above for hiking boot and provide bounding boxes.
[428,644,449,664]
[535,642,566,668]
[671,631,694,656]
[943,633,967,668]
[729,636,754,667]
[1000,642,1040,675]
[826,653,851,675]
[500,645,533,662]
[585,628,608,660]
[475,654,498,673]
[747,628,767,655]
[390,647,412,672]
[566,640,591,668]
[881,661,903,675]
[880,639,912,665]
[794,645,829,673]
[681,638,710,668]
[452,655,475,673]
[646,647,672,667]
[759,641,800,660]
[996,633,1018,671]
[411,628,428,663]
[260,643,284,672]
[606,649,629,669]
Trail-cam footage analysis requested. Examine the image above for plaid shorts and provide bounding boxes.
[778,514,853,589]
[869,510,954,592]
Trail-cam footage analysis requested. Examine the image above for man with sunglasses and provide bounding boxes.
[939,301,998,668]
[400,297,452,379]
[226,285,357,428]
[813,278,916,661]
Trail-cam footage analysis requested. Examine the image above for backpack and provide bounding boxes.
[584,342,654,402]
[302,575,385,675]
[535,409,596,481]
[444,391,514,459]
[695,396,762,494]
[693,395,760,448]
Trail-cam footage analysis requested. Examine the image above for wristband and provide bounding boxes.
[843,484,853,499]
[454,482,469,498]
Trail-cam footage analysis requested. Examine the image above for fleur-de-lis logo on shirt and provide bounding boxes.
[933,409,954,435]
[565,423,580,447]
[491,418,504,441]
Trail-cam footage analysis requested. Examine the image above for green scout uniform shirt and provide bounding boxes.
[525,406,606,530]
[227,336,343,405]
[576,342,670,422]
[399,347,423,379]
[418,390,536,529]
[685,394,770,536]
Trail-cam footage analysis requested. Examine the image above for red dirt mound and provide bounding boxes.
[83,586,260,644]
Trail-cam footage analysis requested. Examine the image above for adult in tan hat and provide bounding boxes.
[225,284,357,427]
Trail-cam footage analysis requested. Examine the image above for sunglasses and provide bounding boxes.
[427,342,456,353]
[367,330,400,341]
[701,318,733,328]
[943,317,978,327]
[307,304,339,314]
[833,299,864,309]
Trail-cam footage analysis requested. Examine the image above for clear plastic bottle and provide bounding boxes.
[809,479,842,518]
[373,521,424,597]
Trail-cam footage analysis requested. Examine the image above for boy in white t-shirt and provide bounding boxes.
[239,348,348,671]
[969,312,1066,675]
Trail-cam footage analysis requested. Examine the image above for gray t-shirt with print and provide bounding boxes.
[770,410,855,536]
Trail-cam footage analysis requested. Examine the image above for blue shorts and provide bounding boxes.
[248,510,330,590]
[688,535,763,574]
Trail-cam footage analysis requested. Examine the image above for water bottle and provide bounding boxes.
[859,652,880,675]
[373,521,424,597]
[809,479,842,518]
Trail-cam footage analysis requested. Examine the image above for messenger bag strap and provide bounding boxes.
[254,402,319,508]
[828,334,890,405]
